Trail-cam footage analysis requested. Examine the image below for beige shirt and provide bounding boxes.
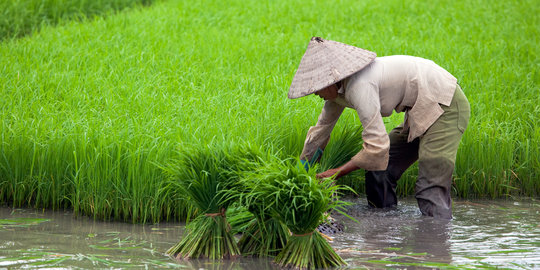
[300,55,457,171]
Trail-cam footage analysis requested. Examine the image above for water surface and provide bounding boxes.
[1,197,538,269]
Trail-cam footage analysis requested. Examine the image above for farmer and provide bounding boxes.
[290,37,470,219]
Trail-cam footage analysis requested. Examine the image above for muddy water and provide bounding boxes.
[1,197,538,269]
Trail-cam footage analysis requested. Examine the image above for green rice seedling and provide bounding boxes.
[235,182,289,257]
[224,205,254,235]
[167,212,238,260]
[0,0,539,224]
[164,143,263,260]
[318,123,364,172]
[0,0,154,40]
[249,159,351,269]
[318,121,366,192]
[237,216,289,257]
[218,150,290,257]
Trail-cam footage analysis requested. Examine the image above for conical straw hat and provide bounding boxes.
[288,37,376,99]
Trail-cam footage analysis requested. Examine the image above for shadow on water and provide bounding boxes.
[1,197,539,269]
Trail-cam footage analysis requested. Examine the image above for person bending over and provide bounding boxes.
[289,37,470,219]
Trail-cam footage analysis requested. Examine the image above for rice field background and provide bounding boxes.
[0,0,154,40]
[0,0,538,223]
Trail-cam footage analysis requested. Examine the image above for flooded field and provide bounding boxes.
[1,197,538,269]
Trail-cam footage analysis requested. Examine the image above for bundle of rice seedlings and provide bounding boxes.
[164,144,257,260]
[219,152,289,257]
[250,159,351,269]
[236,198,289,257]
[225,205,254,235]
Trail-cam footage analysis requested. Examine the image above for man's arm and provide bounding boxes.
[300,100,345,166]
[316,78,390,179]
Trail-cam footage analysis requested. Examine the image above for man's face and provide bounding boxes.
[314,84,339,100]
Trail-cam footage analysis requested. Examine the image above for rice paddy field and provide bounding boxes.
[0,0,539,226]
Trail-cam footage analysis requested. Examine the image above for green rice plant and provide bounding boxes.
[224,206,254,235]
[0,0,154,40]
[248,158,350,269]
[235,179,289,257]
[0,0,538,224]
[167,212,238,260]
[318,122,363,172]
[236,215,289,257]
[318,119,366,192]
[164,143,263,260]
[216,150,290,257]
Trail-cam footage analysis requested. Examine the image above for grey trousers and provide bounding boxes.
[366,85,470,219]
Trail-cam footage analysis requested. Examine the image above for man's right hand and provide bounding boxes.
[300,148,324,172]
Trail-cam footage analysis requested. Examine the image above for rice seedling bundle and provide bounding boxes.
[225,206,255,235]
[236,213,289,257]
[249,159,350,269]
[165,144,258,260]
[236,194,289,257]
[223,150,290,257]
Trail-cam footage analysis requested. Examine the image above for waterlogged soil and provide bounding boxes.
[1,197,538,269]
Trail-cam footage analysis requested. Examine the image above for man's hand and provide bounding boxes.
[316,161,361,180]
[316,168,340,179]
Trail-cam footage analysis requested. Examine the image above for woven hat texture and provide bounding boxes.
[288,37,376,99]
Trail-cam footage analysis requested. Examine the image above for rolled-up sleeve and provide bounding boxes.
[346,80,390,171]
[300,100,345,161]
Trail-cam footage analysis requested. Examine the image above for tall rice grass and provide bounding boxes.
[0,0,154,40]
[0,0,538,222]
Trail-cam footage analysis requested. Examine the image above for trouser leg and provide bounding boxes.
[365,171,397,208]
[416,86,470,219]
[366,126,419,208]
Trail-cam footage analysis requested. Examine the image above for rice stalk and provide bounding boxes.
[167,211,239,260]
[275,231,345,269]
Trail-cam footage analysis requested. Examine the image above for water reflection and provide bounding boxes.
[173,257,276,270]
[1,197,539,269]
[333,202,453,268]
[0,207,184,269]
[402,217,452,262]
